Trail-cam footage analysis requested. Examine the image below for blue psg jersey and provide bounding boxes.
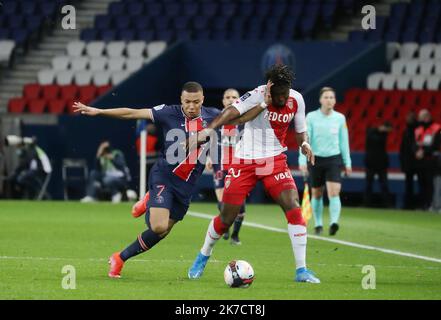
[151,104,221,185]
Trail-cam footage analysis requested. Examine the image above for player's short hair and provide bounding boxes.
[265,64,294,89]
[319,87,336,98]
[182,82,203,93]
[223,88,240,96]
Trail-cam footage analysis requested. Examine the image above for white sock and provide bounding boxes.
[200,218,222,256]
[287,224,307,270]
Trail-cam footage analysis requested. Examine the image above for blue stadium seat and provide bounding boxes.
[11,28,28,46]
[80,29,98,42]
[255,3,270,18]
[114,16,131,30]
[0,29,10,40]
[261,29,278,41]
[175,30,192,42]
[119,29,136,41]
[192,17,210,31]
[133,16,150,30]
[229,29,243,41]
[136,30,154,42]
[400,28,418,43]
[220,2,237,17]
[153,17,170,31]
[8,15,25,29]
[201,2,218,17]
[164,2,181,17]
[238,2,255,17]
[272,3,287,17]
[384,30,400,43]
[247,19,264,33]
[212,17,229,31]
[419,30,434,44]
[211,30,227,40]
[2,1,18,15]
[108,2,126,16]
[300,15,317,38]
[193,30,211,40]
[21,1,38,16]
[341,0,355,14]
[26,16,43,31]
[94,15,113,30]
[321,2,338,28]
[145,3,163,16]
[156,30,174,43]
[173,16,189,30]
[101,30,117,42]
[40,2,57,18]
[127,2,144,16]
[230,17,247,31]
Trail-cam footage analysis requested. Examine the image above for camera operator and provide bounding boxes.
[6,136,52,199]
[81,141,131,203]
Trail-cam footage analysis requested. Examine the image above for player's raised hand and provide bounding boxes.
[264,80,273,106]
[73,102,101,116]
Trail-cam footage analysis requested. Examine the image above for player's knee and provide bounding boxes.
[151,222,168,235]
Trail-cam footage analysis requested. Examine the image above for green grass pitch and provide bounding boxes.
[0,200,440,300]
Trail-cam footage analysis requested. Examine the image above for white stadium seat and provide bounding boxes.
[396,75,412,90]
[106,41,126,58]
[386,42,400,62]
[367,72,384,90]
[89,57,108,71]
[38,69,55,85]
[93,71,111,86]
[399,42,419,59]
[410,75,426,90]
[434,44,441,59]
[419,43,436,60]
[52,56,70,70]
[85,41,106,57]
[146,41,167,59]
[67,41,86,57]
[70,56,89,71]
[111,71,131,85]
[382,74,397,90]
[55,70,75,85]
[404,59,419,76]
[391,59,406,75]
[107,57,126,71]
[419,60,435,75]
[125,57,144,72]
[0,40,15,63]
[74,71,93,85]
[435,60,441,75]
[427,75,441,90]
[127,41,146,58]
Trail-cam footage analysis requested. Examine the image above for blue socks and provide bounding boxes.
[329,196,341,225]
[311,197,324,227]
[120,229,163,261]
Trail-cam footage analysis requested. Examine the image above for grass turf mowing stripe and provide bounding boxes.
[187,211,441,264]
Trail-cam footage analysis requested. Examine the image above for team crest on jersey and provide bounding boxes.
[225,178,231,189]
[288,99,294,109]
[202,120,207,128]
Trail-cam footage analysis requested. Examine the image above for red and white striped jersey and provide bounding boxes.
[232,85,306,159]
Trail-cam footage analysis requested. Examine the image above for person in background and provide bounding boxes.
[81,141,131,203]
[414,109,441,210]
[431,129,441,213]
[364,121,393,207]
[399,111,418,209]
[10,138,52,199]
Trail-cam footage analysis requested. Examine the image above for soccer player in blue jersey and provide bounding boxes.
[73,82,262,278]
[298,87,352,236]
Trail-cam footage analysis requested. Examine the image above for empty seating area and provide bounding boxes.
[0,0,74,49]
[367,42,441,90]
[349,0,441,43]
[36,40,166,86]
[80,0,360,42]
[337,89,441,152]
[8,84,112,114]
[0,40,16,66]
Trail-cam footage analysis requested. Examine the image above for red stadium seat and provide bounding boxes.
[42,85,60,100]
[388,90,403,107]
[419,90,435,108]
[23,84,41,99]
[78,85,97,104]
[8,98,27,113]
[27,99,46,113]
[48,99,66,114]
[371,90,388,106]
[381,105,397,121]
[60,85,78,100]
[65,99,77,114]
[401,91,419,109]
[97,84,112,96]
[344,88,361,105]
[357,90,373,108]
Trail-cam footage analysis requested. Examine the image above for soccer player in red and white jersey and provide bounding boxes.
[188,64,320,283]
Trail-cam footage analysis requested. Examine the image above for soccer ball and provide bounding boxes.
[224,260,254,288]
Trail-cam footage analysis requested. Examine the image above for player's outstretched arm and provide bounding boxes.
[297,131,315,166]
[226,105,265,125]
[73,102,153,120]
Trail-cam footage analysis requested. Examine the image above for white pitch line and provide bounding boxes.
[188,211,441,264]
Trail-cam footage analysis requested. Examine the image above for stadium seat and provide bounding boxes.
[107,57,126,71]
[85,41,105,57]
[146,41,167,59]
[419,60,435,75]
[396,75,412,90]
[74,71,93,85]
[48,99,66,114]
[67,41,86,57]
[70,57,89,71]
[111,71,130,85]
[24,84,41,99]
[106,41,126,58]
[404,60,419,75]
[382,74,397,90]
[38,69,55,85]
[28,99,46,113]
[8,97,27,113]
[126,57,144,72]
[42,85,60,100]
[434,44,441,59]
[60,85,78,100]
[410,75,426,90]
[0,40,15,64]
[97,84,112,96]
[386,42,400,62]
[78,85,97,104]
[367,73,384,90]
[419,43,436,59]
[427,75,441,90]
[391,59,406,75]
[434,61,441,75]
[88,57,107,71]
[93,71,111,86]
[399,43,419,59]
[52,56,70,70]
[55,71,75,85]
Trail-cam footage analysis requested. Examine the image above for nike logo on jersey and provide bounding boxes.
[264,111,295,123]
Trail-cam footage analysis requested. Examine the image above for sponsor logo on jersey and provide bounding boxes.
[274,170,293,181]
[264,111,295,123]
[240,92,251,102]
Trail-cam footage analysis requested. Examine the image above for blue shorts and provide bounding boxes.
[145,163,192,224]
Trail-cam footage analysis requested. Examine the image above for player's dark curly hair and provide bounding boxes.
[265,64,294,88]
